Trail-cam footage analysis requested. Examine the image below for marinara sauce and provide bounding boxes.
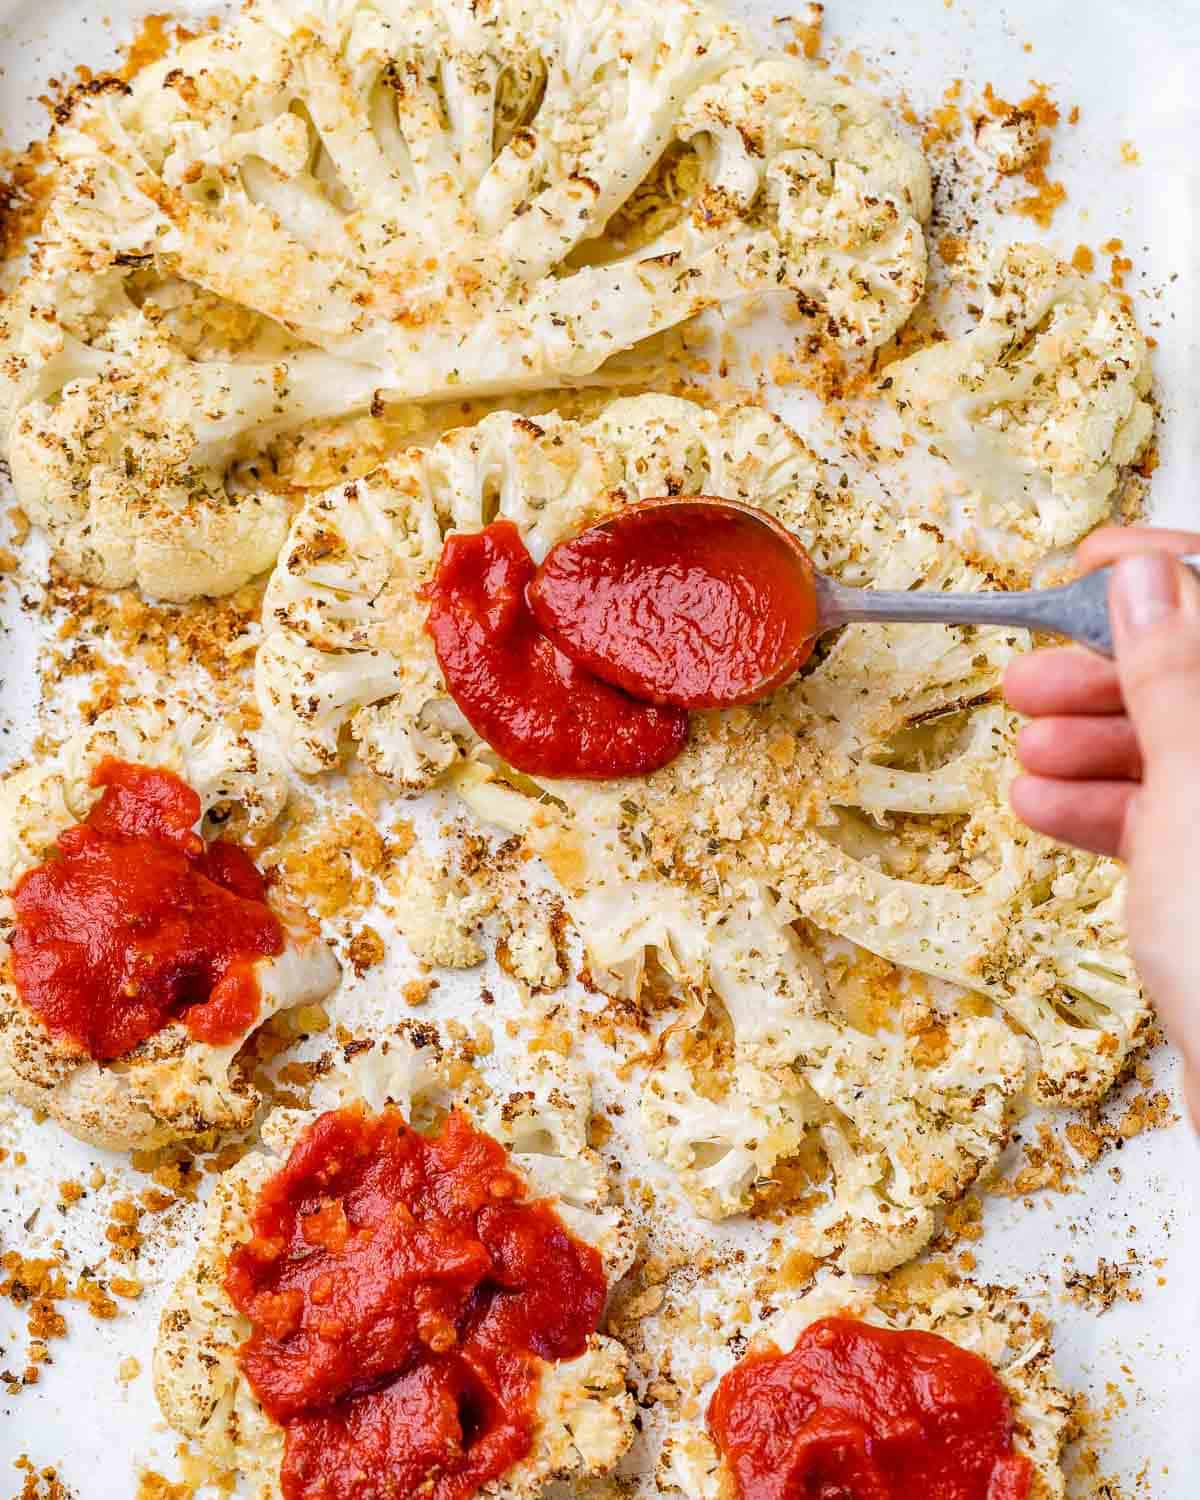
[9,759,282,1060]
[529,500,819,708]
[425,519,689,778]
[224,1102,609,1500]
[707,1316,1032,1500]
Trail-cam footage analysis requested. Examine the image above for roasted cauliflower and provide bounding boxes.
[0,0,928,597]
[659,1278,1072,1500]
[154,1030,638,1500]
[889,242,1153,548]
[257,395,825,780]
[258,392,1148,1265]
[0,702,339,1150]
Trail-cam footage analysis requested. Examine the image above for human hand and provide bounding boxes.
[1004,527,1200,1127]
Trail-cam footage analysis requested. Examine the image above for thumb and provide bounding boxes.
[1110,551,1200,769]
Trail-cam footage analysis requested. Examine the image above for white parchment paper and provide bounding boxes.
[0,0,1197,1493]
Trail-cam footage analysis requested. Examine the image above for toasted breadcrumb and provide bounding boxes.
[10,1460,74,1500]
[1064,1255,1142,1313]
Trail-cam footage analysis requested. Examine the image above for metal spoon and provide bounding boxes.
[625,498,1197,659]
[821,548,1199,659]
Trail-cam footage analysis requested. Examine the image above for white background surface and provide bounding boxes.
[0,0,1198,1494]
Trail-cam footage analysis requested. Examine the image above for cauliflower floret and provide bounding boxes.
[680,57,931,349]
[0,702,340,1150]
[377,819,567,988]
[660,1279,1072,1500]
[889,242,1153,548]
[974,107,1042,175]
[3,0,927,596]
[385,843,493,968]
[154,1032,637,1500]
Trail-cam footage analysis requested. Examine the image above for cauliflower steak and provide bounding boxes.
[660,1278,1072,1500]
[889,242,1153,549]
[154,1031,638,1500]
[0,702,339,1150]
[0,0,929,597]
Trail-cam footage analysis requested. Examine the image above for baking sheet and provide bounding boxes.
[0,0,1199,1493]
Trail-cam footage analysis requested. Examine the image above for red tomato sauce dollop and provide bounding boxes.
[225,1103,609,1500]
[10,758,282,1061]
[707,1316,1032,1500]
[528,500,818,708]
[424,520,689,779]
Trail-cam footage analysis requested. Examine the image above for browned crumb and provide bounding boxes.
[1065,1393,1153,1497]
[1000,1121,1078,1196]
[74,1274,119,1321]
[587,1113,614,1149]
[402,977,436,1008]
[789,3,825,61]
[0,142,55,261]
[1065,1120,1104,1164]
[879,1256,959,1308]
[1072,244,1096,274]
[347,925,387,976]
[938,232,967,265]
[1064,1254,1142,1313]
[38,575,266,729]
[526,1021,574,1058]
[760,1246,822,1295]
[133,1474,194,1500]
[265,800,407,921]
[1132,440,1159,479]
[130,1141,207,1203]
[918,78,1070,230]
[749,1137,831,1222]
[1109,252,1134,291]
[391,819,417,856]
[0,1254,70,1368]
[1114,1089,1173,1139]
[56,1181,84,1209]
[1057,1086,1177,1175]
[104,1198,145,1261]
[117,13,216,82]
[10,1458,74,1500]
[934,1193,984,1252]
[1011,141,1067,227]
[922,80,964,150]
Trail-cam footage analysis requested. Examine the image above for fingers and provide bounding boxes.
[1003,647,1124,717]
[1077,525,1200,575]
[1009,774,1136,858]
[1005,535,1200,866]
[1110,554,1200,769]
[1016,715,1142,781]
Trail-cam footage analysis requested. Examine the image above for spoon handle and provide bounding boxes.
[815,557,1200,658]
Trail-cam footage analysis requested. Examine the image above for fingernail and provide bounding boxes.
[1112,553,1180,634]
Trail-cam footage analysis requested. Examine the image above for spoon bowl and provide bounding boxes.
[531,497,1199,709]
